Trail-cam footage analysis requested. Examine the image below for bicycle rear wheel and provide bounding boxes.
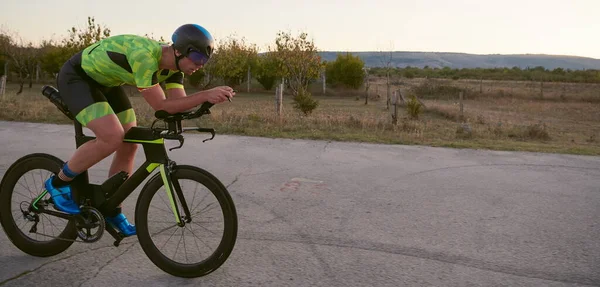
[135,164,238,278]
[0,153,78,257]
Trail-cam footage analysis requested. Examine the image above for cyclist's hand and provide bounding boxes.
[206,86,235,104]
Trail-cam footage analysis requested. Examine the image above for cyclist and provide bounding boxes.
[44,24,234,236]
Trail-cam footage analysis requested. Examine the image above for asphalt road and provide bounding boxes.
[0,121,599,287]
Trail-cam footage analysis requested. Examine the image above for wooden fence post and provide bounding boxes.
[247,66,251,93]
[393,92,398,125]
[322,70,326,95]
[4,62,8,80]
[275,84,283,117]
[0,75,6,96]
[479,77,483,94]
[364,81,369,105]
[459,91,464,121]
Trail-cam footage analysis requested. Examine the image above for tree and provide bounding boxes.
[63,16,111,52]
[378,43,394,110]
[0,33,10,77]
[269,31,322,115]
[39,40,71,78]
[0,30,41,93]
[270,30,322,96]
[205,35,258,87]
[254,52,279,90]
[325,52,365,89]
[39,16,111,77]
[144,33,168,43]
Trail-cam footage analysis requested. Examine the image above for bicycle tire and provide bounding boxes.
[135,164,238,278]
[0,153,78,257]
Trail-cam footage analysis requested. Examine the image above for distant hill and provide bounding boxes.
[318,51,600,70]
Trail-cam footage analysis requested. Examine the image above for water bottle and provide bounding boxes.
[41,85,75,120]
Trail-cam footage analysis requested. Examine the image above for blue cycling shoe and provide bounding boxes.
[44,176,81,214]
[106,213,136,236]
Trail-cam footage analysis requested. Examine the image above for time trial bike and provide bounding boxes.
[0,85,238,278]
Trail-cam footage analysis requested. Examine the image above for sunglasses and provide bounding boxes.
[187,49,209,66]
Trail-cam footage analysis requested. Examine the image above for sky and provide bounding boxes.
[2,0,599,59]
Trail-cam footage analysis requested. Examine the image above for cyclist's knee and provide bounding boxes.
[98,128,125,151]
[87,115,126,151]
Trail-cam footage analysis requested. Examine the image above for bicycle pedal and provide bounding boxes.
[104,223,125,247]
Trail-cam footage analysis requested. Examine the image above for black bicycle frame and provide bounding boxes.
[68,120,189,228]
[37,84,209,234]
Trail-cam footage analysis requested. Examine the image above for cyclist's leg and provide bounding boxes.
[105,86,138,178]
[49,52,126,214]
[102,86,137,236]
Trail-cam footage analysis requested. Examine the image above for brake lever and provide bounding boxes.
[197,128,215,142]
[169,134,185,151]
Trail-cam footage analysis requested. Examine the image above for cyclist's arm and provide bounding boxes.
[130,52,212,113]
[164,71,186,100]
[141,85,214,114]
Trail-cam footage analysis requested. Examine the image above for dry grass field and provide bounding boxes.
[0,76,598,155]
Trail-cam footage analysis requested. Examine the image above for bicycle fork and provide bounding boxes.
[159,163,192,227]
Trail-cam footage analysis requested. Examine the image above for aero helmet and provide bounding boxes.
[171,24,214,69]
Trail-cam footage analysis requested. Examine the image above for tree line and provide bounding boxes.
[0,17,367,99]
[368,65,600,84]
[3,16,596,104]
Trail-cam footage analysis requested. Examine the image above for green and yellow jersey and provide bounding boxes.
[80,34,184,91]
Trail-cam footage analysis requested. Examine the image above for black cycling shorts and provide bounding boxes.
[56,52,136,127]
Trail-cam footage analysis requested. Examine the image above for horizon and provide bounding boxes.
[2,0,599,59]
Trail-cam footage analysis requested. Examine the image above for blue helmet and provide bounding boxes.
[171,24,214,61]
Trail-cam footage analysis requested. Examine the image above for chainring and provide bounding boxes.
[75,206,105,243]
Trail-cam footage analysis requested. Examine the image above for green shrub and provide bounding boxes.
[325,53,365,89]
[525,122,550,141]
[293,88,319,116]
[406,95,423,119]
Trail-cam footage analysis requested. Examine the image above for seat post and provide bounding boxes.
[74,121,83,137]
[74,121,87,148]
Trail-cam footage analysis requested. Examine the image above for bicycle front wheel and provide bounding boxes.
[135,164,238,278]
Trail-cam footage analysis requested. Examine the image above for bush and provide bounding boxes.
[293,88,319,116]
[525,122,550,141]
[406,95,423,119]
[325,53,365,89]
[456,123,473,139]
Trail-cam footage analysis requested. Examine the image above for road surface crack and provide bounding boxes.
[0,242,136,286]
[237,231,599,286]
[78,242,138,287]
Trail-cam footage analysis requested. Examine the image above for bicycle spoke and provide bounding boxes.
[150,223,178,237]
[148,220,184,224]
[185,223,213,252]
[16,180,34,199]
[189,184,199,214]
[190,190,209,214]
[156,189,172,214]
[186,223,203,257]
[159,226,180,251]
[189,221,218,236]
[192,203,219,217]
[150,202,174,216]
[173,229,184,262]
[182,228,189,264]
